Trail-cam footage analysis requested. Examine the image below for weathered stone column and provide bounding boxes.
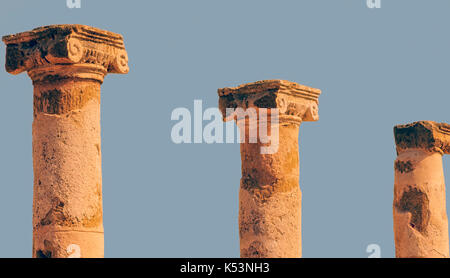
[393,121,450,258]
[3,25,129,258]
[218,80,321,258]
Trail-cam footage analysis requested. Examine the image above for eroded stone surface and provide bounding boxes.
[3,25,129,258]
[218,80,320,125]
[218,80,321,258]
[394,121,450,155]
[393,121,450,258]
[3,24,129,83]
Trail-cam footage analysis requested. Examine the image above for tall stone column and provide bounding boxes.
[3,25,129,258]
[218,80,321,258]
[393,121,450,258]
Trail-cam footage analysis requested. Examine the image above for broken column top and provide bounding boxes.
[218,80,322,124]
[3,24,129,83]
[394,121,450,154]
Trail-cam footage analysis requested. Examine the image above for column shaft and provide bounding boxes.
[393,150,449,258]
[393,121,450,258]
[32,80,103,258]
[239,120,301,257]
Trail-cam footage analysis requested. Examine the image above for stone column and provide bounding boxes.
[393,121,450,258]
[218,80,321,258]
[3,25,129,258]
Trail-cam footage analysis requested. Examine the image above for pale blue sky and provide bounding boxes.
[0,0,449,257]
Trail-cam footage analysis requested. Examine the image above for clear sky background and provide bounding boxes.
[0,0,449,258]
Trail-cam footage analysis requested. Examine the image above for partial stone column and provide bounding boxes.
[393,121,450,258]
[3,25,129,258]
[218,80,321,258]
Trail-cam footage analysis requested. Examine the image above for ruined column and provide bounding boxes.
[218,80,321,258]
[3,25,129,258]
[393,121,450,258]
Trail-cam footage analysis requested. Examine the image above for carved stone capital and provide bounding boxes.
[218,80,321,125]
[3,24,129,83]
[394,121,450,155]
